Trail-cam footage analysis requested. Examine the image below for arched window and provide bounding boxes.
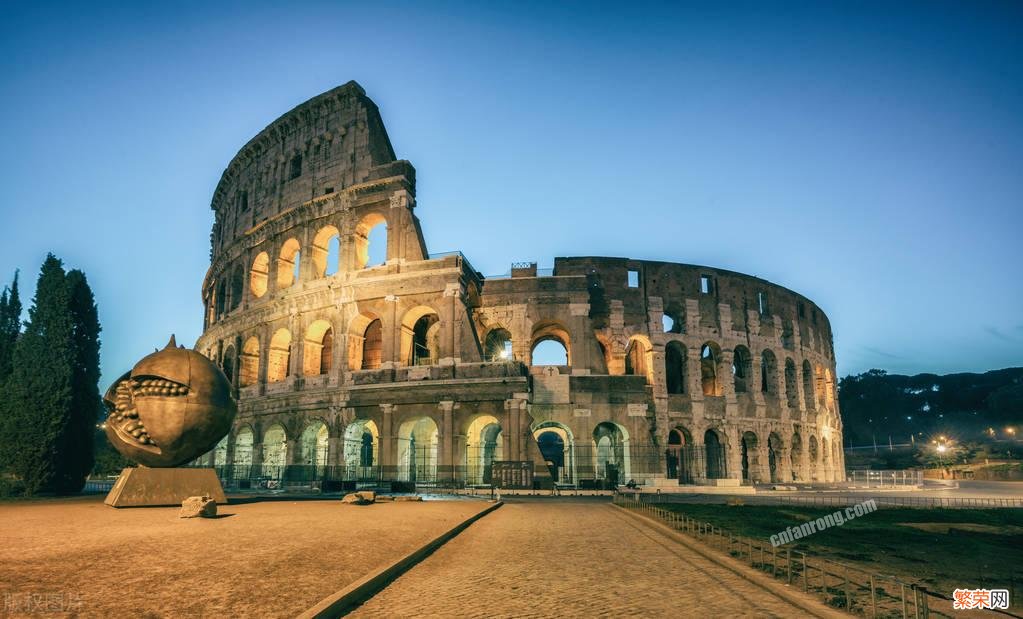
[665,341,686,395]
[267,328,292,382]
[760,349,778,395]
[277,238,301,289]
[531,322,571,367]
[784,358,799,407]
[215,279,226,317]
[825,368,836,411]
[662,302,685,334]
[362,319,382,369]
[814,365,826,409]
[303,320,334,375]
[400,307,441,366]
[802,360,815,410]
[228,264,244,311]
[484,328,513,361]
[624,337,652,383]
[732,346,752,393]
[704,429,726,479]
[355,213,387,269]
[250,252,270,298]
[701,342,723,396]
[239,336,260,387]
[312,225,341,277]
[221,345,236,384]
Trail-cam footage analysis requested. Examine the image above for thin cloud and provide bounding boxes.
[863,346,902,359]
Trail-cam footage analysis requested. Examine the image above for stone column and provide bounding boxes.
[379,404,395,480]
[384,295,399,368]
[439,400,455,483]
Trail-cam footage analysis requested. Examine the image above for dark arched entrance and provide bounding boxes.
[665,427,694,484]
[536,431,565,482]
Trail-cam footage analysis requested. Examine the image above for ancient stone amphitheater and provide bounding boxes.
[195,81,844,490]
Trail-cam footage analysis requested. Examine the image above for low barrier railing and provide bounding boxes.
[614,494,1021,618]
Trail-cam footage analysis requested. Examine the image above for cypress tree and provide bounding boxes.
[55,269,100,492]
[1,255,75,494]
[0,270,21,382]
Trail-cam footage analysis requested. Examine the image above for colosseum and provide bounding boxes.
[194,81,845,491]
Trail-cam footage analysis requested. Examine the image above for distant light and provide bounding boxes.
[936,445,947,453]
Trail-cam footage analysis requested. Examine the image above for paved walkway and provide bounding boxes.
[350,499,833,618]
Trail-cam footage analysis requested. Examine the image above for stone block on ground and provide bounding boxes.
[356,490,376,502]
[342,492,373,505]
[394,495,423,502]
[180,495,217,518]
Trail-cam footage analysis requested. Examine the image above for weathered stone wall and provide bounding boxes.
[194,83,845,487]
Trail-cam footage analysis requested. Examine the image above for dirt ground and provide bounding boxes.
[0,495,487,617]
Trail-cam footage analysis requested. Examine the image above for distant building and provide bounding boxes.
[195,81,844,489]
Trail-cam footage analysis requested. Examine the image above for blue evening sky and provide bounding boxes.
[0,1,1020,387]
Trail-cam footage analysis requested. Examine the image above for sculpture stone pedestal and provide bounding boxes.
[105,467,227,507]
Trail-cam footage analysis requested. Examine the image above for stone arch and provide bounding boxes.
[298,421,329,468]
[261,423,288,475]
[532,421,575,484]
[784,357,799,408]
[732,345,752,393]
[624,335,653,384]
[233,425,254,469]
[311,225,341,277]
[790,432,803,482]
[666,425,694,483]
[700,342,723,396]
[483,327,513,361]
[593,421,631,483]
[465,414,503,485]
[348,312,382,370]
[741,430,759,483]
[344,419,380,474]
[768,432,784,483]
[665,340,687,395]
[761,349,778,395]
[531,321,571,366]
[704,428,727,479]
[302,319,334,376]
[277,237,301,289]
[662,301,686,334]
[221,344,237,385]
[267,328,292,383]
[250,251,270,298]
[802,360,815,410]
[825,368,836,412]
[397,416,439,482]
[355,212,388,269]
[239,336,260,387]
[815,365,826,409]
[400,305,441,366]
[228,264,244,311]
[215,279,226,318]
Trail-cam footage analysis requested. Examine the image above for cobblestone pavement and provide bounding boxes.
[350,499,832,618]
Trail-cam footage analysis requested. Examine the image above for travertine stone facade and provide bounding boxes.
[195,81,845,487]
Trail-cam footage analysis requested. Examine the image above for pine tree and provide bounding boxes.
[1,255,75,494]
[0,270,21,383]
[55,270,100,492]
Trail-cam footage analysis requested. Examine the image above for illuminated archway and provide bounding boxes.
[397,416,439,482]
[277,238,301,289]
[267,328,292,383]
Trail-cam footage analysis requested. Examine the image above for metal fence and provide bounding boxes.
[643,492,1023,510]
[614,495,1022,618]
[848,470,923,487]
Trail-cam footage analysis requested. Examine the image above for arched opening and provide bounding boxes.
[400,306,440,367]
[732,345,752,393]
[344,420,380,479]
[665,341,687,395]
[250,251,270,298]
[761,349,778,395]
[825,368,836,412]
[802,360,815,410]
[298,422,329,470]
[666,426,694,484]
[311,225,341,277]
[704,429,726,479]
[262,424,287,478]
[397,416,438,482]
[530,322,571,366]
[267,328,292,383]
[277,238,301,289]
[533,422,573,484]
[784,358,799,408]
[815,365,826,409]
[355,213,388,269]
[593,422,630,485]
[624,336,653,384]
[483,328,513,362]
[233,427,254,472]
[229,264,244,311]
[303,319,334,376]
[741,431,759,483]
[239,336,260,387]
[215,279,226,318]
[348,313,382,370]
[768,432,783,483]
[662,302,685,334]
[700,342,723,396]
[790,432,803,482]
[221,345,236,385]
[465,415,503,485]
[212,435,228,468]
[809,435,820,481]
